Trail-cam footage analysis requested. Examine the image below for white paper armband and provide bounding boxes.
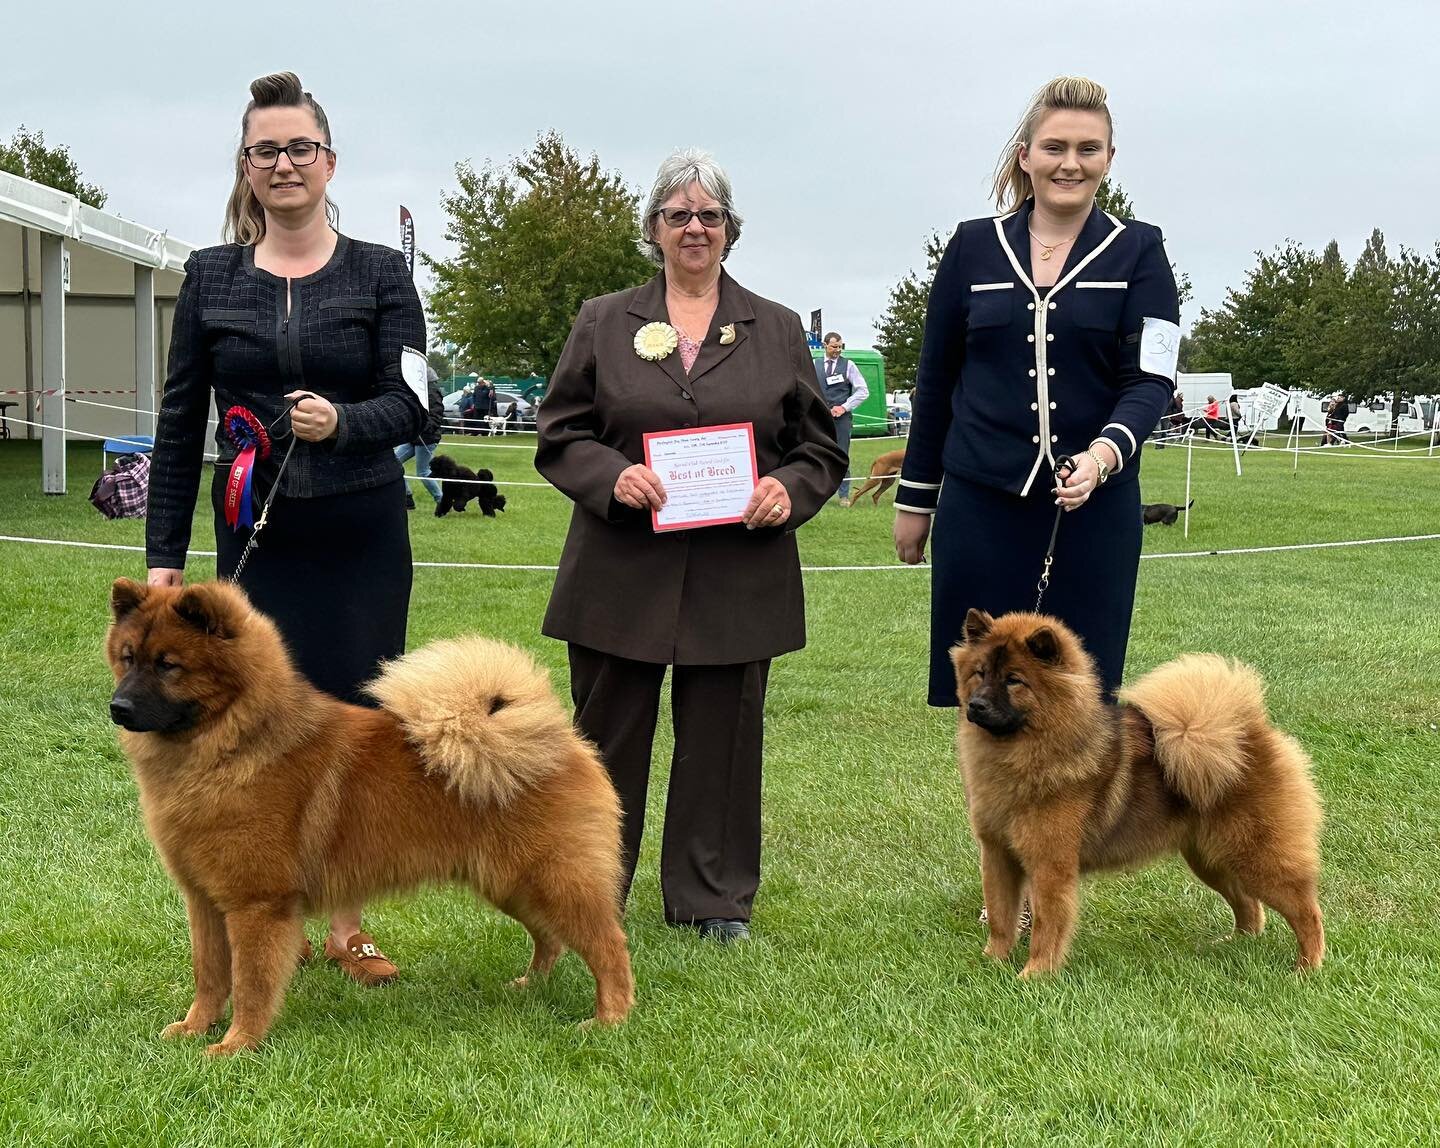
[1139,318,1181,381]
[400,345,428,408]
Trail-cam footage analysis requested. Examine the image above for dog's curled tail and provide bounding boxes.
[1120,654,1267,810]
[367,637,583,806]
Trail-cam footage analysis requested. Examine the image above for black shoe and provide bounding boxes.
[405,493,416,510]
[696,918,750,943]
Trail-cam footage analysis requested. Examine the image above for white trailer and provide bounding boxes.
[1287,393,1427,436]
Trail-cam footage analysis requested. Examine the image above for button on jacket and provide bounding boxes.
[535,270,847,665]
[146,235,428,568]
[896,200,1180,513]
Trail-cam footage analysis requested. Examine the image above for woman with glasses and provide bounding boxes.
[145,72,434,986]
[536,149,846,943]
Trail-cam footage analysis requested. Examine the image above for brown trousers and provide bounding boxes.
[567,645,771,924]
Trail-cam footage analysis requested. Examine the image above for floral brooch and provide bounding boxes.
[634,322,679,362]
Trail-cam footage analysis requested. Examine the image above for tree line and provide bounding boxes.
[1181,230,1440,404]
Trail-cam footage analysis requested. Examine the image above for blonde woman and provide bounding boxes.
[145,72,431,985]
[894,76,1180,704]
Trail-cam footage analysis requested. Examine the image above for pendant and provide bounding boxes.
[1040,249,1053,261]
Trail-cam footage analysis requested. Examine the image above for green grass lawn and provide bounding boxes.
[1,433,1438,1146]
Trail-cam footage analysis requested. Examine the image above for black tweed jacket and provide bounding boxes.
[146,235,428,569]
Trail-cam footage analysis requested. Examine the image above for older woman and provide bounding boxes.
[536,149,846,943]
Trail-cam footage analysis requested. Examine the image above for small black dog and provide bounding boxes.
[429,454,507,518]
[1141,499,1193,526]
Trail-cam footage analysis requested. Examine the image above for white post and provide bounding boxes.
[1228,405,1243,477]
[1429,404,1440,458]
[134,264,157,437]
[40,234,66,495]
[1289,413,1302,475]
[1183,430,1194,540]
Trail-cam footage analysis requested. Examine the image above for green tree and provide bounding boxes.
[425,131,653,375]
[873,231,946,390]
[0,125,107,207]
[1094,177,1133,219]
[1184,241,1328,391]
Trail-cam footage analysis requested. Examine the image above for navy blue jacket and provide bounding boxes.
[896,200,1180,512]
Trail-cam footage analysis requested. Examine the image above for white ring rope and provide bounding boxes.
[4,531,1439,571]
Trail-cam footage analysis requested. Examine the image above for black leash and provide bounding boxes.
[228,399,306,584]
[1034,455,1076,613]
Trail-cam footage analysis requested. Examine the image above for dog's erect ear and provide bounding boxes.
[1025,626,1062,664]
[173,583,243,638]
[1185,499,1194,509]
[962,609,994,644]
[110,578,148,621]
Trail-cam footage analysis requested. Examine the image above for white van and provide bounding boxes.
[1287,393,1427,436]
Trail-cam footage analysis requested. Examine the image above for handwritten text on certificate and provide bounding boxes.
[643,422,759,532]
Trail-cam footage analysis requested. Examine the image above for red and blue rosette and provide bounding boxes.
[222,406,272,530]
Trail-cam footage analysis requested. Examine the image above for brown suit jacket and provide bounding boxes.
[536,270,846,665]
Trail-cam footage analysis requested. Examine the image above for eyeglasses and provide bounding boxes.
[242,141,330,169]
[655,207,727,229]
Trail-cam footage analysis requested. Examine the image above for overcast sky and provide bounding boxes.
[6,0,1436,349]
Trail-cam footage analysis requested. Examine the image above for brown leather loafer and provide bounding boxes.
[323,931,399,986]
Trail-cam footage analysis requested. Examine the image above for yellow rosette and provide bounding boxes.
[634,322,679,362]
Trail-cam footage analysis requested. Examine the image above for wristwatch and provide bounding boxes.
[1084,446,1110,485]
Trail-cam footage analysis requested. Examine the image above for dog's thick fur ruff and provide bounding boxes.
[951,608,1324,978]
[429,453,507,517]
[847,448,906,506]
[106,578,631,1056]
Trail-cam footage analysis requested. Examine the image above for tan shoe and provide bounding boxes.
[323,931,399,986]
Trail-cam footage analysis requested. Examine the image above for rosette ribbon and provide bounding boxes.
[222,406,272,531]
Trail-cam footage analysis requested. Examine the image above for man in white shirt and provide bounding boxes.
[814,332,869,506]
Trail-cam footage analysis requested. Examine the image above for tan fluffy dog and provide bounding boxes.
[847,448,906,506]
[952,609,1324,977]
[106,579,632,1055]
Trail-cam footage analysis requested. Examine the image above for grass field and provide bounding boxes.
[2,432,1438,1146]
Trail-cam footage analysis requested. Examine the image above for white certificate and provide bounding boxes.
[643,422,758,532]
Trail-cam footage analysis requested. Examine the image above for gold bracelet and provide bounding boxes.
[1085,447,1110,484]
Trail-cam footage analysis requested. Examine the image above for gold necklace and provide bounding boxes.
[1028,228,1078,262]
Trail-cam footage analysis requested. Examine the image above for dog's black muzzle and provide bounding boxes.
[965,697,1025,736]
[109,687,199,734]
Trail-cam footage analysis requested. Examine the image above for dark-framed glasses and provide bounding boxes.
[656,207,726,229]
[243,141,330,169]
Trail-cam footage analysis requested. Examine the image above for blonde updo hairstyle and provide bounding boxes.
[991,76,1113,214]
[222,72,339,245]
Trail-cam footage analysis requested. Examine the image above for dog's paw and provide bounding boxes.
[160,1018,212,1040]
[508,974,534,991]
[1018,961,1059,980]
[204,1032,260,1057]
[982,938,1013,962]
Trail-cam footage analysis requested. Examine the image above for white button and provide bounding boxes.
[1048,368,1056,376]
[1030,402,1038,411]
[1032,435,1040,443]
[1046,334,1054,342]
[1049,401,1057,409]
[1048,302,1057,310]
[1028,369,1036,377]
[1051,435,1058,442]
[1027,302,1036,311]
[1027,334,1035,343]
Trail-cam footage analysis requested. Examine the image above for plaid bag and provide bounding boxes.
[89,452,152,519]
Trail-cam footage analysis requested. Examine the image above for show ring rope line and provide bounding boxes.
[5,532,1440,571]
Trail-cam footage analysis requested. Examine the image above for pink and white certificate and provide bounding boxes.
[642,422,758,532]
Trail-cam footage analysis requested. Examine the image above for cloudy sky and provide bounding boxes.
[6,0,1435,348]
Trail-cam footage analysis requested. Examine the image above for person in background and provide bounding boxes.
[1200,394,1221,439]
[474,376,497,435]
[397,366,444,510]
[816,332,869,506]
[145,71,431,987]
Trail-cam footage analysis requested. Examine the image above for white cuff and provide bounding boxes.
[894,503,937,515]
